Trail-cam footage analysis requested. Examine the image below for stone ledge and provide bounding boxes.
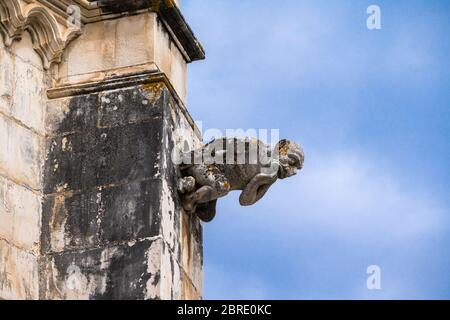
[47,70,201,139]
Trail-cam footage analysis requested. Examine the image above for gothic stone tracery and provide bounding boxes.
[0,0,81,69]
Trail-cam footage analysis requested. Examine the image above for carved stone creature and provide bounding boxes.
[177,138,304,222]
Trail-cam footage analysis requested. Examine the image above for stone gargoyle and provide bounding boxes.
[177,138,304,222]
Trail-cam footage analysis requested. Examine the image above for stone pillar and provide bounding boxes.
[0,0,204,300]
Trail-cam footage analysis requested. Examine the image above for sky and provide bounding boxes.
[182,0,450,299]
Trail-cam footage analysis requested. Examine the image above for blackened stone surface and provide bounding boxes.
[44,120,162,194]
[41,179,162,254]
[44,92,163,194]
[39,238,161,300]
[40,81,202,299]
[95,0,154,13]
[98,87,164,128]
[56,94,99,133]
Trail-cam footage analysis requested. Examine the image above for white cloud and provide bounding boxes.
[184,0,450,299]
[266,149,448,243]
[203,148,449,299]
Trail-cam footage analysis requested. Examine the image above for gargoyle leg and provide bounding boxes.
[182,170,231,216]
[186,183,230,208]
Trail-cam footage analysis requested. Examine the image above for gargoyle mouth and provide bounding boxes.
[278,152,304,179]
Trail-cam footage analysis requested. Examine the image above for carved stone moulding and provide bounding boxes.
[0,0,204,70]
[0,0,81,69]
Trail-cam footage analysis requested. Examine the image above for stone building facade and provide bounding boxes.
[0,0,204,300]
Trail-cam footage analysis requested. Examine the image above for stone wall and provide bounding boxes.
[0,31,47,300]
[57,13,188,102]
[39,80,202,299]
[0,0,204,300]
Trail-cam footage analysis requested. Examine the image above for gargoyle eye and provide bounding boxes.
[288,153,302,168]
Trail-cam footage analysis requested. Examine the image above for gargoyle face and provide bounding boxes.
[276,140,304,179]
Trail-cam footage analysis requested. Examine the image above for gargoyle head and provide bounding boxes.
[275,139,304,179]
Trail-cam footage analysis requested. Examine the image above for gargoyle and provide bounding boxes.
[177,138,304,222]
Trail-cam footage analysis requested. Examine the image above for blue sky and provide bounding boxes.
[182,0,450,299]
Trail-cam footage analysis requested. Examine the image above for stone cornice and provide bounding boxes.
[157,1,205,63]
[48,0,205,62]
[0,0,82,69]
[47,69,202,138]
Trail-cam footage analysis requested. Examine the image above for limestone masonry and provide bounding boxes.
[0,0,203,300]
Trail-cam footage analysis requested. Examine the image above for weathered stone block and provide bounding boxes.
[41,179,162,254]
[0,240,39,300]
[46,94,99,135]
[0,39,14,113]
[180,212,203,293]
[0,0,204,299]
[0,177,42,251]
[62,14,157,82]
[98,87,164,128]
[0,116,43,191]
[58,12,189,102]
[44,119,163,194]
[39,238,162,300]
[160,239,182,299]
[0,32,46,134]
